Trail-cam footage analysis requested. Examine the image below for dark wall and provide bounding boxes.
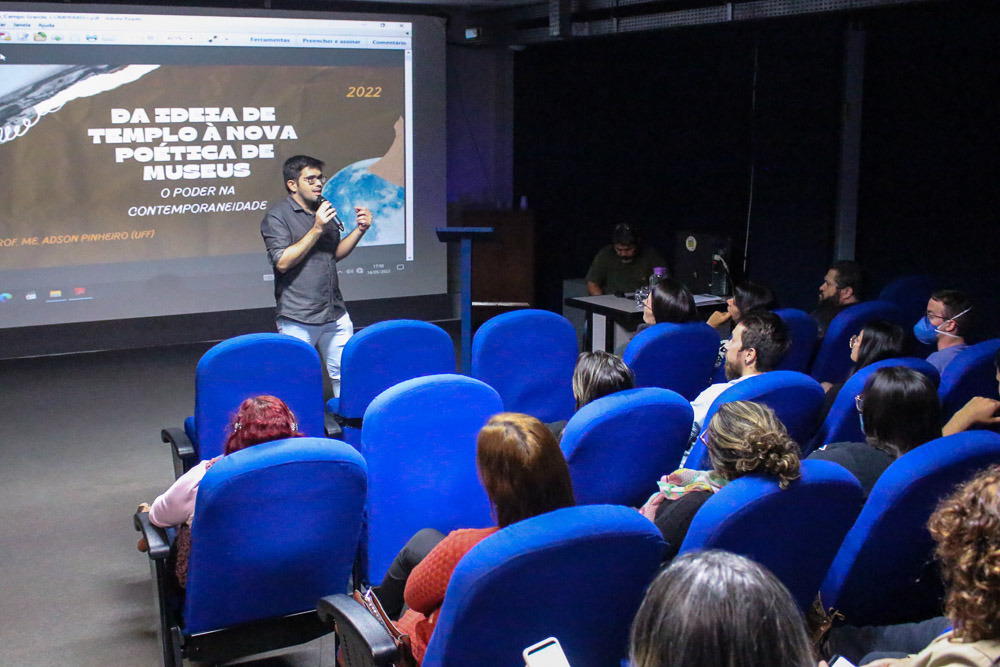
[856,2,1000,338]
[514,1,1000,340]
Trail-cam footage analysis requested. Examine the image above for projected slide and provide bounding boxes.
[0,8,446,330]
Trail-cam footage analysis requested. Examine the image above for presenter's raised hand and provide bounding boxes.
[355,206,373,233]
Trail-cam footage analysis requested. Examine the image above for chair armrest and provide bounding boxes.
[317,594,399,666]
[161,427,196,477]
[134,511,171,560]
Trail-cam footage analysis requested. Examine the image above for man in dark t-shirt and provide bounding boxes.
[586,223,666,296]
[260,155,373,396]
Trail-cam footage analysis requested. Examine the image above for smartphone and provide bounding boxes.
[523,636,572,667]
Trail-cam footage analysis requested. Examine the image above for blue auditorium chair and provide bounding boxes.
[560,387,693,506]
[325,320,456,447]
[938,338,1000,422]
[471,309,578,423]
[161,333,325,476]
[878,274,938,324]
[360,374,503,585]
[684,371,826,469]
[622,322,719,400]
[774,308,819,373]
[810,301,908,384]
[133,437,367,667]
[318,505,665,667]
[819,430,1000,626]
[678,460,863,611]
[809,357,939,452]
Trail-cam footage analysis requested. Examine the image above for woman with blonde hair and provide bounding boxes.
[376,412,576,664]
[640,400,800,560]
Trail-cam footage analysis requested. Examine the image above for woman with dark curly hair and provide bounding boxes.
[639,400,800,560]
[841,465,1000,666]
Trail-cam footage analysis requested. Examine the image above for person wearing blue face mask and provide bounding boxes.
[915,290,974,375]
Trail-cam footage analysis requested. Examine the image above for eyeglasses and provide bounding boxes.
[302,175,326,185]
[855,394,864,413]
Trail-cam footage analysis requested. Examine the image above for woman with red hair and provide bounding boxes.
[138,395,302,584]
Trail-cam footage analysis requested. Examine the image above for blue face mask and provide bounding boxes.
[913,316,939,345]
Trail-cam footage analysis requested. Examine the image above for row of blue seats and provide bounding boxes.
[138,375,1000,664]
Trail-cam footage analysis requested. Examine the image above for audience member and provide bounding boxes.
[639,401,800,560]
[629,550,815,667]
[917,289,974,375]
[812,260,863,338]
[942,347,1000,436]
[832,465,1000,666]
[586,222,667,296]
[689,310,791,436]
[707,281,778,373]
[380,413,575,664]
[642,278,697,326]
[818,320,907,422]
[808,366,940,497]
[546,351,635,439]
[137,395,302,586]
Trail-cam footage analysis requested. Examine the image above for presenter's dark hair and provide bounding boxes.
[283,155,324,191]
[830,260,864,299]
[612,222,640,246]
[854,320,906,370]
[737,311,790,372]
[572,351,635,410]
[649,279,697,324]
[860,366,940,458]
[476,413,575,528]
[732,281,777,320]
[629,550,814,667]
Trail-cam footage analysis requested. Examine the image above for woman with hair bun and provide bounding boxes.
[639,400,800,560]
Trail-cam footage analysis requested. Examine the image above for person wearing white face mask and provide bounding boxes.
[914,290,974,375]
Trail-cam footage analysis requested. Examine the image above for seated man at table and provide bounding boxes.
[586,222,667,296]
[689,310,791,437]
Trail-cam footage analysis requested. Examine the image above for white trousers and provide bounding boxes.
[276,312,354,397]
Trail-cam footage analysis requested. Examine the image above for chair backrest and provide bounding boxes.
[622,322,719,400]
[192,334,326,461]
[774,308,819,373]
[328,320,456,446]
[878,274,937,324]
[938,338,1000,422]
[471,309,578,423]
[561,388,693,506]
[678,460,863,611]
[184,437,367,634]
[820,430,1000,626]
[684,371,826,469]
[421,505,665,667]
[361,374,503,584]
[810,357,940,451]
[810,301,908,384]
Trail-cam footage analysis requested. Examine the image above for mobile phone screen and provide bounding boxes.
[523,637,572,667]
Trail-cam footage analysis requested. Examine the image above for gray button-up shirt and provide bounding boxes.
[261,195,347,324]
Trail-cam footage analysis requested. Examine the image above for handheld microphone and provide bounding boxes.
[316,195,345,232]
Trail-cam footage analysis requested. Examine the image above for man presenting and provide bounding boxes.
[261,155,373,397]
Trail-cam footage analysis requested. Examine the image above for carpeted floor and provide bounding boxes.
[0,344,337,666]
